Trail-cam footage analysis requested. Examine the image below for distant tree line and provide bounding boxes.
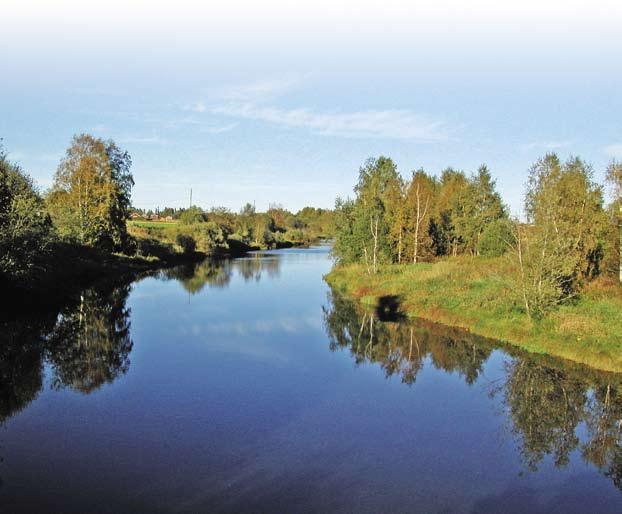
[129,201,334,256]
[333,155,621,318]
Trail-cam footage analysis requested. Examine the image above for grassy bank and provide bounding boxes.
[325,256,622,373]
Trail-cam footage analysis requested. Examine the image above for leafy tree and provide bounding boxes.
[47,134,133,251]
[346,156,401,272]
[0,147,53,280]
[456,165,506,255]
[513,154,607,318]
[606,160,622,282]
[178,205,206,225]
[432,168,469,256]
[404,169,437,263]
[235,202,256,242]
[332,198,360,264]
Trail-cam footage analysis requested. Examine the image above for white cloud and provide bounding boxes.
[188,75,448,140]
[521,141,570,152]
[211,103,447,140]
[604,144,622,158]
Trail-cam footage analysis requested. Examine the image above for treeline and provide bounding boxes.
[333,155,622,318]
[0,133,334,293]
[128,202,334,256]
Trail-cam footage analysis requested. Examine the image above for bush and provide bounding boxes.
[0,152,54,280]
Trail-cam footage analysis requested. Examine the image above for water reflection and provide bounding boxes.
[323,288,622,492]
[158,253,281,294]
[0,281,134,424]
[45,284,133,394]
[323,290,493,385]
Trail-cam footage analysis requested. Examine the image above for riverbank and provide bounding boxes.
[325,256,622,373]
[2,242,213,313]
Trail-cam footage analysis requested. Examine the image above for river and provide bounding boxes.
[1,245,621,513]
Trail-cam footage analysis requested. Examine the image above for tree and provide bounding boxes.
[606,160,622,282]
[432,168,469,256]
[352,157,401,272]
[384,178,407,263]
[513,154,607,318]
[459,165,506,255]
[179,205,206,224]
[236,202,256,242]
[0,146,53,280]
[404,169,436,263]
[47,134,133,251]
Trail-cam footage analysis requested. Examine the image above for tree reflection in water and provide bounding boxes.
[323,287,622,492]
[0,281,134,424]
[159,253,281,294]
[45,284,133,394]
[0,282,134,486]
[323,289,492,385]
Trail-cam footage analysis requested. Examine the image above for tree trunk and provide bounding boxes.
[413,183,429,264]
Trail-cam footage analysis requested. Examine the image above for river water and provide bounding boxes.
[1,246,621,513]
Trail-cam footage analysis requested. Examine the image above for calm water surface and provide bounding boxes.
[1,246,622,513]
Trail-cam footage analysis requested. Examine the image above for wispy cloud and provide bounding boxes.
[211,103,448,140]
[187,76,449,140]
[604,143,622,158]
[521,140,570,152]
[118,134,167,145]
[199,122,238,134]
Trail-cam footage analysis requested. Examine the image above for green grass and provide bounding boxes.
[325,256,622,373]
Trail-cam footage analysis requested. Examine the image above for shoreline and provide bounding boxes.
[325,257,622,374]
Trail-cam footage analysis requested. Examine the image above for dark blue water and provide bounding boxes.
[1,246,621,513]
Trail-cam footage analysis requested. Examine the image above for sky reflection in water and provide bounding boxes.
[0,246,621,513]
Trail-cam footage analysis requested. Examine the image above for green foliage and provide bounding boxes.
[478,218,513,257]
[333,157,400,271]
[192,221,231,252]
[178,206,206,225]
[47,134,133,251]
[0,149,53,279]
[514,154,608,318]
[333,157,508,269]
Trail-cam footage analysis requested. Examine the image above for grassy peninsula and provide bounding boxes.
[326,257,622,372]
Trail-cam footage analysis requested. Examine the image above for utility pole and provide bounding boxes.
[190,188,192,208]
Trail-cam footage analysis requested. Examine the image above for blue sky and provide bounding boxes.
[2,0,621,214]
